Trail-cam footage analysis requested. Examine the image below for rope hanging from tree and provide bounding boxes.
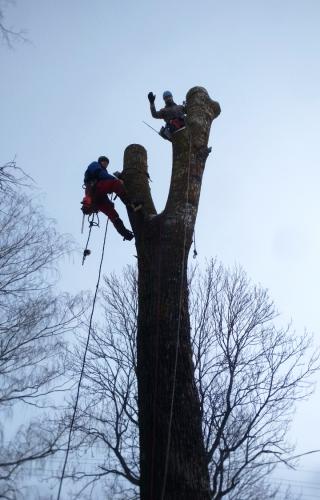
[82,212,100,265]
[56,217,109,500]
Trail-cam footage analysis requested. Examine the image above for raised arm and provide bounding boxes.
[148,91,164,119]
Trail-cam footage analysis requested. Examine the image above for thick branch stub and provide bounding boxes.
[186,86,221,149]
[123,144,156,217]
[164,86,220,229]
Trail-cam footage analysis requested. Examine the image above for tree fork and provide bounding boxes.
[122,87,220,500]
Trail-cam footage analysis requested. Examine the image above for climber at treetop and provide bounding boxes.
[148,90,186,141]
[81,156,141,241]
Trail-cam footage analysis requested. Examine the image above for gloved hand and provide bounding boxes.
[148,92,156,104]
[113,170,123,180]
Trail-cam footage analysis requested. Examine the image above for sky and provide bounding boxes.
[1,0,320,497]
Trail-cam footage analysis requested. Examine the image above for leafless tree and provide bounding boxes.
[58,266,139,499]
[61,261,318,499]
[0,163,86,498]
[191,261,318,499]
[0,160,33,192]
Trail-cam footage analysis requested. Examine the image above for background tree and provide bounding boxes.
[0,162,85,499]
[62,261,317,499]
[0,1,27,47]
[191,261,318,499]
[63,267,139,499]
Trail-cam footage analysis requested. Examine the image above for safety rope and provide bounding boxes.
[193,228,198,259]
[56,218,109,500]
[160,137,193,500]
[82,213,100,265]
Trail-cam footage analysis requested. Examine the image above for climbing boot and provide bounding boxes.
[113,217,134,241]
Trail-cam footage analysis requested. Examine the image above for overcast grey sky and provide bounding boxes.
[1,0,320,496]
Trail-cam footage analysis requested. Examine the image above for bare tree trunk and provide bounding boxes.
[122,87,220,500]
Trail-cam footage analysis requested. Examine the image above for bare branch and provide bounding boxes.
[59,261,319,498]
[0,3,28,48]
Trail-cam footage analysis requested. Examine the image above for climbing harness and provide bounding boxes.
[81,192,116,265]
[143,119,186,142]
[56,218,109,500]
[81,194,96,215]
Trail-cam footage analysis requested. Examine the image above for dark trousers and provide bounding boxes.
[87,179,130,222]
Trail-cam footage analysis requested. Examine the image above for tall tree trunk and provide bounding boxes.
[122,87,220,500]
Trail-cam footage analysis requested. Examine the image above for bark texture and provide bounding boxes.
[122,87,220,500]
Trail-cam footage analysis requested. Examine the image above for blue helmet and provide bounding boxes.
[163,90,173,99]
